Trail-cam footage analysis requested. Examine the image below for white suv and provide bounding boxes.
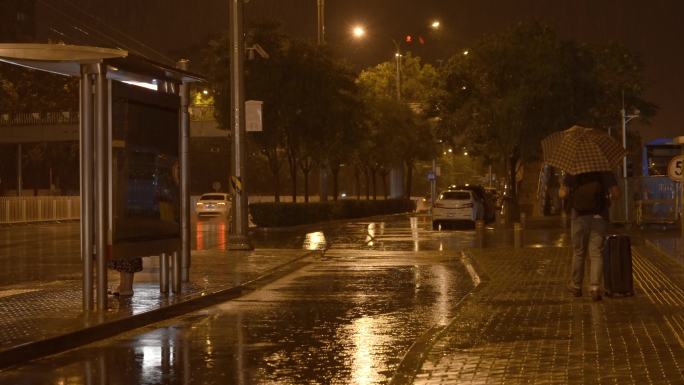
[432,190,483,229]
[195,193,231,218]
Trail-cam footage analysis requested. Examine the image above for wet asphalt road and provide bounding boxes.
[0,215,568,384]
[0,215,483,384]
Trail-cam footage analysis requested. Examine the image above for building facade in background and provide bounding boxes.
[0,0,36,42]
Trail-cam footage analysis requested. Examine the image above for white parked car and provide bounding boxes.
[195,193,231,218]
[432,190,483,229]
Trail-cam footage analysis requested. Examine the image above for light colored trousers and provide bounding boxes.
[570,215,607,290]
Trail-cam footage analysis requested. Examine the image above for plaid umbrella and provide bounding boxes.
[542,125,627,175]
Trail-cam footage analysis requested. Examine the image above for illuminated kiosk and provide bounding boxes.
[0,44,203,311]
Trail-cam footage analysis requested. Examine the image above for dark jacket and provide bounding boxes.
[563,171,617,219]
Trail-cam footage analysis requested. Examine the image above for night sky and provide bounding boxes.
[35,0,684,142]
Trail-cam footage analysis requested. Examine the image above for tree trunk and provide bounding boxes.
[331,165,340,201]
[507,149,521,222]
[381,169,389,199]
[299,157,312,203]
[364,167,370,200]
[371,167,377,200]
[287,154,297,203]
[303,170,310,202]
[319,163,328,202]
[265,150,282,203]
[404,160,414,199]
[354,166,361,200]
[273,172,281,202]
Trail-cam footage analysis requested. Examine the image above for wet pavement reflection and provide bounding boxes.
[0,215,485,384]
[0,213,578,384]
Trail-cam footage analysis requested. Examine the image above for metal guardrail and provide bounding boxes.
[0,111,79,126]
[0,196,80,224]
[610,176,680,224]
[188,106,215,122]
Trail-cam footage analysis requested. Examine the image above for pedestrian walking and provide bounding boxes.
[559,172,620,300]
[542,125,626,301]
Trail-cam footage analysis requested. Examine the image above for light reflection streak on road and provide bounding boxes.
[431,265,451,326]
[410,216,419,251]
[366,223,376,246]
[195,220,227,251]
[351,317,381,385]
[304,231,327,250]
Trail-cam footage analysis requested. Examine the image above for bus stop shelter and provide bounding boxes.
[0,43,204,311]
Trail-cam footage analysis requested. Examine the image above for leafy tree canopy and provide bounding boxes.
[0,62,78,113]
[436,21,655,166]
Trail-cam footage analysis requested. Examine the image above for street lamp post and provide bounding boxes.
[621,106,639,224]
[317,0,328,201]
[317,0,325,45]
[227,0,252,250]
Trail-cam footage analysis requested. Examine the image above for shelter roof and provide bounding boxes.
[0,43,204,84]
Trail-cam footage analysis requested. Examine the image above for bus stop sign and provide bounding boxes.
[667,155,684,182]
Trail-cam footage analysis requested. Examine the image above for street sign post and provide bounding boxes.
[673,136,684,256]
[667,155,684,182]
[427,171,436,181]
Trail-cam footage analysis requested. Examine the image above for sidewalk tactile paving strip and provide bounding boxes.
[414,247,684,384]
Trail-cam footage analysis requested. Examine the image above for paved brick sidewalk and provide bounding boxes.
[0,247,311,366]
[414,245,684,384]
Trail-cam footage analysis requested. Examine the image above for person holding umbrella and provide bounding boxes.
[543,126,625,301]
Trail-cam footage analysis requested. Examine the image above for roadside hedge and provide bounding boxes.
[249,199,416,227]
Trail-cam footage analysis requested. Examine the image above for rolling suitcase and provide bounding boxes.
[602,234,634,297]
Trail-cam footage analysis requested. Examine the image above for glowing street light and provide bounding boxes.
[431,20,441,29]
[352,25,366,39]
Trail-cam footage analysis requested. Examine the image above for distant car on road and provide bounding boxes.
[450,184,496,222]
[195,193,231,218]
[432,190,483,229]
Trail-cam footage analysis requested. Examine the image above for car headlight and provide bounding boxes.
[218,202,226,205]
[196,202,204,206]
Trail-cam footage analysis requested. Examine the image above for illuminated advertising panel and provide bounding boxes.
[110,81,180,258]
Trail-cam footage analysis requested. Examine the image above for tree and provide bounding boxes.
[204,22,292,201]
[0,63,78,112]
[436,22,654,211]
[205,22,364,203]
[357,53,439,198]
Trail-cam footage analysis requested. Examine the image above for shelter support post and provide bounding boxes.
[160,252,169,294]
[80,66,94,311]
[94,64,108,310]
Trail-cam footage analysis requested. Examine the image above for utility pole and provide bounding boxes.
[317,0,329,201]
[389,43,404,198]
[621,92,639,225]
[317,0,325,45]
[228,0,252,250]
